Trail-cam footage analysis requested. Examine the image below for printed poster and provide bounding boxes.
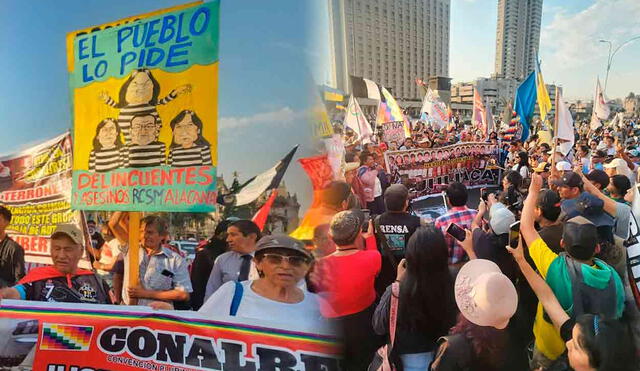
[0,133,90,271]
[384,142,500,201]
[0,300,340,370]
[68,1,219,212]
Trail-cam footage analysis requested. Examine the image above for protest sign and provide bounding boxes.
[0,133,89,270]
[380,121,407,146]
[384,142,500,201]
[0,300,340,370]
[68,1,219,212]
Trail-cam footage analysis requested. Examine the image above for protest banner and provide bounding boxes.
[0,300,340,370]
[0,133,89,270]
[384,142,500,201]
[380,121,407,146]
[68,1,219,212]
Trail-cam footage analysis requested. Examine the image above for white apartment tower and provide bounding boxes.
[328,0,451,100]
[494,0,542,80]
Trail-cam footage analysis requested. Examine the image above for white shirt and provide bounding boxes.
[198,280,324,330]
[97,239,122,275]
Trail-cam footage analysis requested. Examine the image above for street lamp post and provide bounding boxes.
[599,36,640,93]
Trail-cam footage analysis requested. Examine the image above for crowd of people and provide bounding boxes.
[302,107,640,370]
[1,105,640,370]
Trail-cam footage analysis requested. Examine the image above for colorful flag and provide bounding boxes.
[594,79,610,120]
[344,95,373,143]
[252,190,278,231]
[514,71,537,141]
[554,90,574,156]
[535,59,552,121]
[377,87,410,137]
[472,88,487,137]
[233,146,298,206]
[312,90,334,138]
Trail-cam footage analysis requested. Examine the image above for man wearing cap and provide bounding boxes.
[521,174,625,368]
[374,184,421,294]
[0,224,110,303]
[586,169,610,191]
[532,162,551,188]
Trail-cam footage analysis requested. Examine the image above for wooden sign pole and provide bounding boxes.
[128,212,141,306]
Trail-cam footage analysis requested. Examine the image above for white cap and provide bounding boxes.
[556,161,572,171]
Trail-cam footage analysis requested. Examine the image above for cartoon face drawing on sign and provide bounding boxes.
[126,114,166,168]
[98,68,191,145]
[89,118,124,172]
[168,110,212,167]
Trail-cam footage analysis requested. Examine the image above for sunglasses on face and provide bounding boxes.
[261,253,309,267]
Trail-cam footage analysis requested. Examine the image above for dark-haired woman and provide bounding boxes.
[168,110,212,167]
[89,118,125,172]
[500,170,525,215]
[512,151,532,182]
[99,68,190,144]
[508,237,637,371]
[372,226,457,370]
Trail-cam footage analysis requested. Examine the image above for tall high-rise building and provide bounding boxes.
[328,0,450,100]
[494,0,542,80]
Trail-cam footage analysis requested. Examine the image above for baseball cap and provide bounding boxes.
[555,161,572,171]
[604,158,627,170]
[537,189,562,222]
[586,169,610,189]
[628,149,640,157]
[533,162,550,173]
[488,203,515,235]
[552,171,583,188]
[562,216,598,260]
[562,192,614,227]
[51,223,83,245]
[255,234,312,260]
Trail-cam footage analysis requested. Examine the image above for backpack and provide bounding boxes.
[561,253,617,319]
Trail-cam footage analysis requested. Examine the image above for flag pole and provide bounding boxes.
[128,212,140,306]
[552,88,560,169]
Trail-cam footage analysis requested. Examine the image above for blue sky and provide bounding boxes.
[0,0,317,211]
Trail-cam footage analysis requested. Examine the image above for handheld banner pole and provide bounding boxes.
[128,212,140,306]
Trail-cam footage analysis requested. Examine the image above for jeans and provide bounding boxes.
[400,352,434,371]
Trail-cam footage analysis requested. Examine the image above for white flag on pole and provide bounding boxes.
[590,111,602,130]
[555,90,575,156]
[594,79,610,120]
[421,88,448,129]
[344,95,373,143]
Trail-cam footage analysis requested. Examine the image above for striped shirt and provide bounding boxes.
[168,145,212,167]
[89,148,124,172]
[125,142,166,168]
[103,92,177,144]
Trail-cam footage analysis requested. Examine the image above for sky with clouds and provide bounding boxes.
[314,0,640,101]
[0,0,318,212]
[450,0,640,100]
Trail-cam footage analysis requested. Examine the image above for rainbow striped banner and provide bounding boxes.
[0,300,340,370]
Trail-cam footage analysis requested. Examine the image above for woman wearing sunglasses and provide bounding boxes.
[198,234,324,330]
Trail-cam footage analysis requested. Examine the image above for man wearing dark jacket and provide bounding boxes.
[0,206,25,287]
[189,219,232,310]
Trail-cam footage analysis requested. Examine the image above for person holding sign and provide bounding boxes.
[168,110,212,167]
[0,224,110,304]
[109,212,192,307]
[98,69,190,144]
